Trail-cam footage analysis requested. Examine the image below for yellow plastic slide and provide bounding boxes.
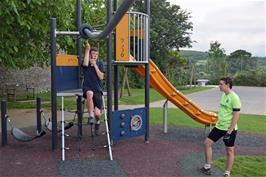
[132,59,217,126]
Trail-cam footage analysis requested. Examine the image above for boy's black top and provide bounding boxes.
[83,60,104,94]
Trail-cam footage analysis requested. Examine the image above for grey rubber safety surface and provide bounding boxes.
[57,160,127,177]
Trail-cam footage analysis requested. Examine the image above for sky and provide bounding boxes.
[168,0,265,57]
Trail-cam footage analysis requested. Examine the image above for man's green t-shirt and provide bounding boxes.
[216,91,241,131]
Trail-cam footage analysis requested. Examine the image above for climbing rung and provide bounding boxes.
[171,92,177,97]
[183,102,189,106]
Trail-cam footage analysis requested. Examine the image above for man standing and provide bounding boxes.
[83,41,104,135]
[200,77,241,177]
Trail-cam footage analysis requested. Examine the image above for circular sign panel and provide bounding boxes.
[130,115,142,131]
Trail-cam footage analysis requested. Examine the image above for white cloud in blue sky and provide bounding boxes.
[168,0,265,56]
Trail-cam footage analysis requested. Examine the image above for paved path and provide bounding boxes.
[121,86,266,115]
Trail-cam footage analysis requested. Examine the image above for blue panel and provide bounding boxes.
[112,108,146,142]
[56,66,80,92]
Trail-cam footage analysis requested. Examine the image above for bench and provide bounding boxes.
[197,79,209,86]
[6,84,19,101]
[3,83,35,101]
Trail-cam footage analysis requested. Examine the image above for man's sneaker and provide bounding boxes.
[95,123,100,136]
[88,117,94,125]
[198,167,211,175]
[224,174,230,177]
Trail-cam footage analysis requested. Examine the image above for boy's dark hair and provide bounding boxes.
[90,47,99,54]
[220,77,233,89]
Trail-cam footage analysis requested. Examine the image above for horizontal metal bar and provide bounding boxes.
[127,11,149,17]
[113,61,148,65]
[81,0,136,40]
[56,31,79,35]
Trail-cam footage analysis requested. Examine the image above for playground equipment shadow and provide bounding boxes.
[0,125,265,177]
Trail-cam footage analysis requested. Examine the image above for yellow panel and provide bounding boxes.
[116,14,129,61]
[56,54,79,66]
[130,30,144,39]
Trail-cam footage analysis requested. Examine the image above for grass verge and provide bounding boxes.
[119,86,212,105]
[150,108,266,135]
[4,86,212,109]
[214,156,266,177]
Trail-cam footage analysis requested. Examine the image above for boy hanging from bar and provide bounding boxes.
[82,41,104,136]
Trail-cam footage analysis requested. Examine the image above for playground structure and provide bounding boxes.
[1,0,218,162]
[49,0,150,161]
[1,97,75,145]
[1,98,45,145]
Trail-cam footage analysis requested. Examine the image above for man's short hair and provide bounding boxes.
[90,47,99,54]
[220,77,233,89]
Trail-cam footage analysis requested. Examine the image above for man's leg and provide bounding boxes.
[86,91,94,124]
[204,138,214,165]
[95,107,102,122]
[204,138,214,168]
[224,146,234,176]
[199,138,214,175]
[93,92,103,136]
[94,107,102,135]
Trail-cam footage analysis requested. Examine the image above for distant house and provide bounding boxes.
[197,79,209,86]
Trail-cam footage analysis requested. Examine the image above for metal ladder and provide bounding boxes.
[102,94,113,160]
[61,94,113,161]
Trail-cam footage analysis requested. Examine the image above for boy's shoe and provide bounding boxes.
[95,123,100,136]
[198,167,211,175]
[88,117,94,125]
[224,174,230,177]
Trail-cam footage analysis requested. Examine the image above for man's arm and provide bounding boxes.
[227,111,240,134]
[83,42,90,67]
[93,63,104,80]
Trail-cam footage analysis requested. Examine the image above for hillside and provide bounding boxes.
[179,50,208,61]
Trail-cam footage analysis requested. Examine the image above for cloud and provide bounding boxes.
[168,0,265,56]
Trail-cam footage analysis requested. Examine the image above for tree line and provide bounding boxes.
[1,0,264,87]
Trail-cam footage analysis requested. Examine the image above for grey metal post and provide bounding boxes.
[76,0,82,87]
[107,0,113,136]
[77,95,83,137]
[36,97,42,134]
[163,100,168,133]
[144,0,150,142]
[113,0,118,111]
[50,18,57,150]
[1,101,7,146]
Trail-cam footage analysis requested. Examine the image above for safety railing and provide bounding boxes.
[115,11,149,64]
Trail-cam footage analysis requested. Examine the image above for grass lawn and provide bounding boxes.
[119,86,212,105]
[4,86,212,109]
[214,156,266,177]
[150,108,266,135]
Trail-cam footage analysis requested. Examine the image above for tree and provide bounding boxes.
[0,0,107,69]
[165,50,188,86]
[133,0,193,69]
[0,0,77,68]
[207,41,227,83]
[227,49,252,74]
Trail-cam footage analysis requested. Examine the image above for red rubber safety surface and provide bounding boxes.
[1,125,265,177]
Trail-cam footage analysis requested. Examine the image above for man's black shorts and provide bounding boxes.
[208,127,237,147]
[83,89,103,110]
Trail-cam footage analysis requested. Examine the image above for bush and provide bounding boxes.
[234,69,266,86]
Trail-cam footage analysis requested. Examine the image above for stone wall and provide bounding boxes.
[0,65,51,95]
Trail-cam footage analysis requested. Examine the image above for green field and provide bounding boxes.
[149,108,266,135]
[214,156,266,177]
[5,86,212,109]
